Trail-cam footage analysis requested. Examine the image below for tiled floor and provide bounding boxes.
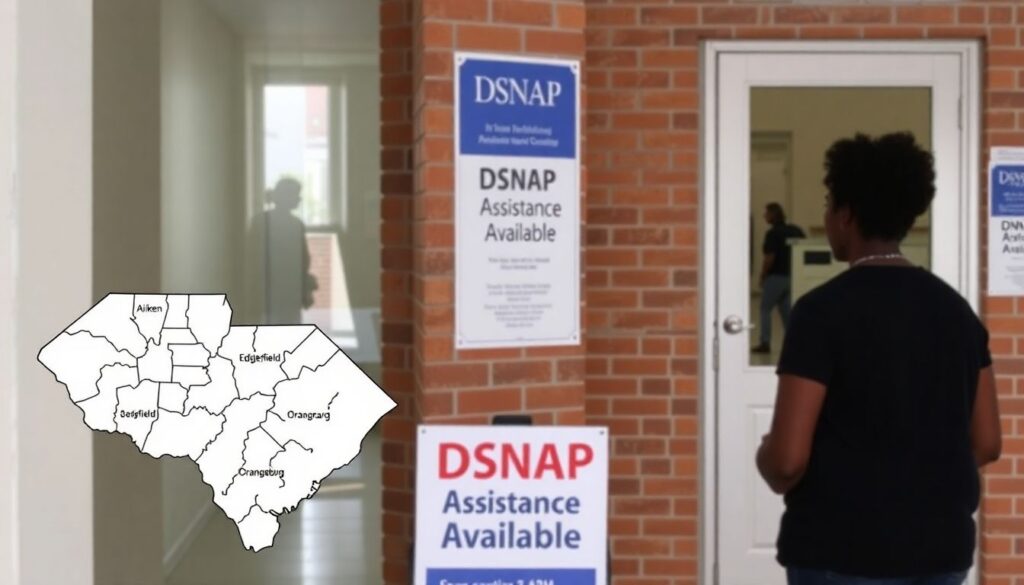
[166,432,383,585]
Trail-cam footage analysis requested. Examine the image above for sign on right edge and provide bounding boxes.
[989,148,1024,296]
[414,425,608,585]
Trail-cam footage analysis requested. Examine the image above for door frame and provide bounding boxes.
[698,40,982,585]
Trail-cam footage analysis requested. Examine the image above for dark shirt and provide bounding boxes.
[775,265,991,577]
[763,223,806,276]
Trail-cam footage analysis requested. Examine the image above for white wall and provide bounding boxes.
[12,0,95,583]
[161,461,214,573]
[338,64,381,310]
[92,1,165,583]
[161,0,244,295]
[94,0,162,290]
[0,0,17,579]
[159,0,245,565]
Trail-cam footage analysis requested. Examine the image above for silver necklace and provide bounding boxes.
[850,253,906,267]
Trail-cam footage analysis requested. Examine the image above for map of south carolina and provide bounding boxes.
[37,293,397,552]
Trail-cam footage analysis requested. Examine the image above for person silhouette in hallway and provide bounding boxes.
[753,202,805,354]
[260,178,317,325]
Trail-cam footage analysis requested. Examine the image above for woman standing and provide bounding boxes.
[755,132,1003,585]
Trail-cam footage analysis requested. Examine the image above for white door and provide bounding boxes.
[710,45,979,585]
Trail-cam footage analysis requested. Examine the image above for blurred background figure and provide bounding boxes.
[260,177,317,325]
[753,202,804,354]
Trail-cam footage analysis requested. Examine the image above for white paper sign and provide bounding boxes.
[988,148,1024,296]
[414,425,608,585]
[454,53,581,349]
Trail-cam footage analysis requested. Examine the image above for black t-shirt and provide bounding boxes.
[763,224,806,276]
[775,265,992,577]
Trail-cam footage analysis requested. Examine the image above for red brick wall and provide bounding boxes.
[585,4,701,581]
[383,1,1024,584]
[411,0,587,419]
[380,0,416,582]
[382,0,586,583]
[585,2,1024,584]
[307,233,333,309]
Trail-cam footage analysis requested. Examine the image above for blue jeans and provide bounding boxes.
[760,273,791,345]
[787,567,969,585]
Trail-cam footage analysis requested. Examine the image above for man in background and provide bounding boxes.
[257,178,318,325]
[753,202,805,354]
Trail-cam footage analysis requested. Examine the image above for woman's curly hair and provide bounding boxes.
[823,132,935,241]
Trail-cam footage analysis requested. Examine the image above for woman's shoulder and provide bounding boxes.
[793,268,857,306]
[910,268,977,310]
[830,265,978,317]
[788,280,835,320]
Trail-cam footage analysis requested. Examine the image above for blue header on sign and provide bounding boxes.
[428,568,595,585]
[458,56,577,159]
[992,165,1024,217]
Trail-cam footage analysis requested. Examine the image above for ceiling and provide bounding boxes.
[206,0,378,50]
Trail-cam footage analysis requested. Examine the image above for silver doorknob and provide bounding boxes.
[722,315,754,334]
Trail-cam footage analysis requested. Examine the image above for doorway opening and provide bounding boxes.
[699,40,981,585]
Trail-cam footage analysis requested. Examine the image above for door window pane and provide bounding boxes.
[748,88,932,366]
[264,85,331,227]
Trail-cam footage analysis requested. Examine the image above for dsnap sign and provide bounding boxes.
[454,52,581,349]
[414,426,608,585]
[989,148,1024,295]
